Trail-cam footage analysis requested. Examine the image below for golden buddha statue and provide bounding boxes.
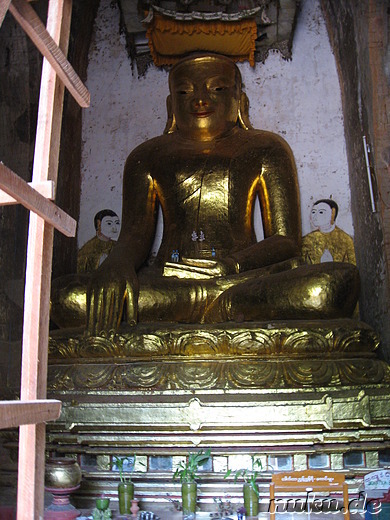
[51,53,359,334]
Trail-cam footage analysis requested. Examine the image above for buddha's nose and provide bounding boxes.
[194,98,208,108]
[192,87,210,109]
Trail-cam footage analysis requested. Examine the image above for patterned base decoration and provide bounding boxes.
[48,319,389,391]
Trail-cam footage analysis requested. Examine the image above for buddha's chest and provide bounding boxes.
[155,154,250,217]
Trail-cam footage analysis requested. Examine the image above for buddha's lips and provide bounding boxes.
[192,110,214,117]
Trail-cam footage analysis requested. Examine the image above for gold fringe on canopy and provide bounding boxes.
[146,13,258,67]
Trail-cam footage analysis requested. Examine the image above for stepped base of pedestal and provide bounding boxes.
[46,319,390,510]
[48,319,388,391]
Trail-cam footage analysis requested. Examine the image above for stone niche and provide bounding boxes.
[1,0,390,513]
[43,0,390,509]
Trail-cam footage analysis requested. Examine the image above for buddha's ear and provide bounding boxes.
[163,95,177,134]
[238,91,253,130]
[331,207,336,225]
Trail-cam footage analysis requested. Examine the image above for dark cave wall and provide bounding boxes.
[0,7,44,343]
[321,0,390,360]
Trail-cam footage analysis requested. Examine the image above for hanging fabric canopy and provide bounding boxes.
[145,8,259,67]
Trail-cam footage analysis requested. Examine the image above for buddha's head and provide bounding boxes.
[166,53,251,141]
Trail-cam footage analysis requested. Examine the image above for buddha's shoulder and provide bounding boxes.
[125,130,292,161]
[123,135,168,167]
[127,135,172,156]
[240,128,293,151]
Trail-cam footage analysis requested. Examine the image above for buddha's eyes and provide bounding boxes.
[208,77,232,91]
[177,85,193,95]
[209,85,227,92]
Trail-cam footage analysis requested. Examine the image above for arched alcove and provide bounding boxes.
[68,0,390,355]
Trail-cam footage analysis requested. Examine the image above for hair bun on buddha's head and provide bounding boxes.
[169,52,241,86]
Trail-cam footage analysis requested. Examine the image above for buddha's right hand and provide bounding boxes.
[86,266,138,335]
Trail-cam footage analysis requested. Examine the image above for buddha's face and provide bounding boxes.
[169,57,241,141]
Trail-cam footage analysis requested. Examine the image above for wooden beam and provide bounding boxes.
[9,0,90,108]
[18,217,53,519]
[0,400,61,429]
[32,0,71,185]
[0,163,76,237]
[0,0,11,28]
[0,180,54,205]
[19,422,46,519]
[17,1,73,517]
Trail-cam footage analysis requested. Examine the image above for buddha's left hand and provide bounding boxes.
[86,265,139,335]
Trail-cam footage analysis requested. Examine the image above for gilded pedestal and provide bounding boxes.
[45,320,390,509]
[48,319,388,391]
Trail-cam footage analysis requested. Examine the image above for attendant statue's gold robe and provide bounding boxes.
[302,227,356,265]
[77,236,115,273]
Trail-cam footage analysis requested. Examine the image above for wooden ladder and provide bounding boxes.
[0,1,90,518]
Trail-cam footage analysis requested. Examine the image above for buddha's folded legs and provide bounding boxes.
[203,262,360,323]
[51,273,216,327]
[50,261,359,329]
[51,273,90,329]
[138,257,303,323]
